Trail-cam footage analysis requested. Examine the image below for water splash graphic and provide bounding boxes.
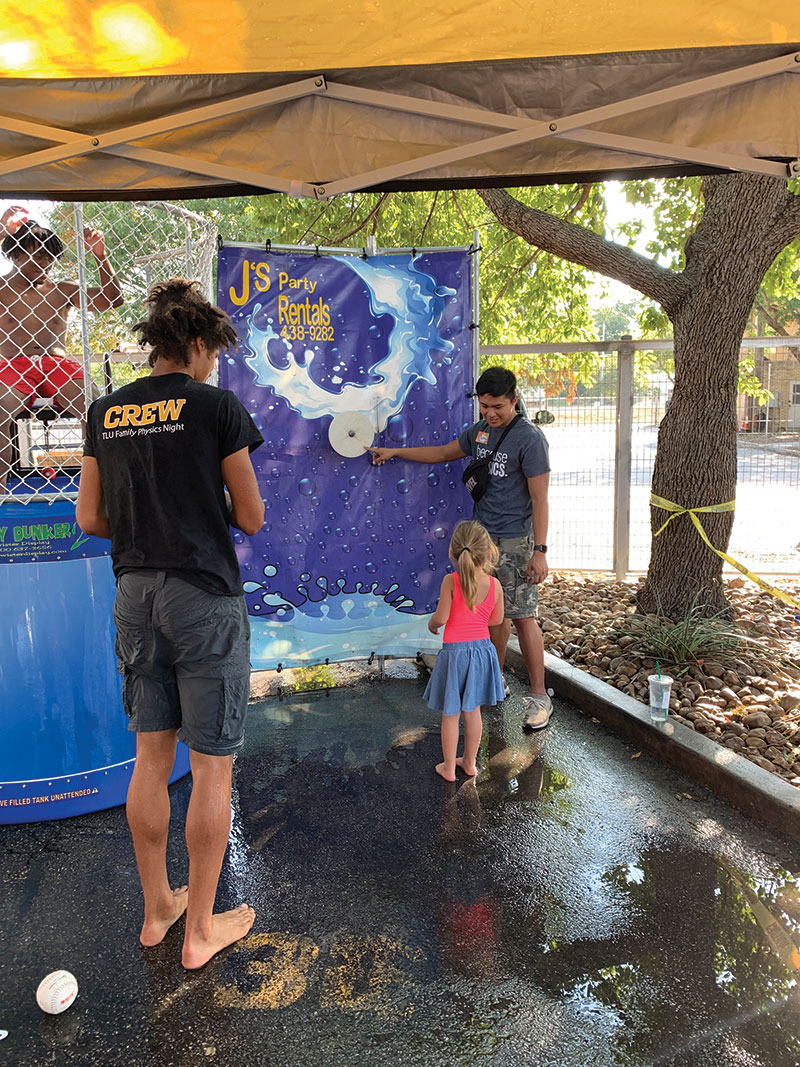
[242,258,455,431]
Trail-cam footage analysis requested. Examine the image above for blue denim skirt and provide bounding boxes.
[423,639,505,716]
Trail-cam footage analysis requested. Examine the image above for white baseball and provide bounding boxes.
[35,970,78,1014]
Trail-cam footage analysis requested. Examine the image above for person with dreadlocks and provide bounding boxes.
[77,278,264,969]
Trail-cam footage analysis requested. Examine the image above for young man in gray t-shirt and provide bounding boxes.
[371,367,553,729]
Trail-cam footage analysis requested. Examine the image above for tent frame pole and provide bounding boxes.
[318,51,800,195]
[471,229,480,419]
[0,76,327,194]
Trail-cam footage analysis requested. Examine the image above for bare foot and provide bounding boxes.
[140,885,189,947]
[181,904,256,970]
[455,757,477,776]
[435,762,456,782]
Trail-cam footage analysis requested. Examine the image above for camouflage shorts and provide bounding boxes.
[494,535,539,620]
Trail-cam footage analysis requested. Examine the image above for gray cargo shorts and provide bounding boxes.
[494,535,540,620]
[113,571,251,756]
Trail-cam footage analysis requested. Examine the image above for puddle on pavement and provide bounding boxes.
[3,674,800,1067]
[213,679,800,1065]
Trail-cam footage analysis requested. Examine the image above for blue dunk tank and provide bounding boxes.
[0,490,188,823]
[216,244,476,668]
[0,490,190,824]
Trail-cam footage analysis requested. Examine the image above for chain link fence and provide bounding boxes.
[0,200,215,502]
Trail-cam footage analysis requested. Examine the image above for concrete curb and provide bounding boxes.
[504,642,800,844]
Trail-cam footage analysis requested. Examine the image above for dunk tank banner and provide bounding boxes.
[217,246,474,667]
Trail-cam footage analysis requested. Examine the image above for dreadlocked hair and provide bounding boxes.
[133,278,239,367]
[449,520,499,610]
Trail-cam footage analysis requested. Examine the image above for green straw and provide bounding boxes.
[656,661,662,680]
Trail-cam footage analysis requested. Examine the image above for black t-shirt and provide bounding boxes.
[84,373,263,596]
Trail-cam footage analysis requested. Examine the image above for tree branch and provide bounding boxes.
[418,190,438,245]
[488,250,539,312]
[566,183,592,221]
[451,190,471,230]
[295,199,334,244]
[754,298,789,337]
[477,187,689,314]
[331,193,388,243]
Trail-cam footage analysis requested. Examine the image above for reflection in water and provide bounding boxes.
[602,863,645,888]
[9,676,800,1066]
[546,851,800,1065]
[775,879,800,923]
[563,962,637,1032]
[438,777,502,986]
[214,683,800,1065]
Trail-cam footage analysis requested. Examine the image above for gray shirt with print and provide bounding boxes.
[457,417,550,539]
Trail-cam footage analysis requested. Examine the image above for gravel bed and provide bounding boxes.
[541,573,800,789]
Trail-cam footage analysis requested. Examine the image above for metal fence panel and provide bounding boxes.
[518,342,800,575]
[2,198,797,580]
[522,353,620,572]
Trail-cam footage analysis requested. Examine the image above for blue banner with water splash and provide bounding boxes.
[217,246,475,668]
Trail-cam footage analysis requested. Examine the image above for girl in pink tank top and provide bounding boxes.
[424,521,506,781]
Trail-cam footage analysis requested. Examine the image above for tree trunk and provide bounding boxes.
[638,175,795,618]
[639,313,743,617]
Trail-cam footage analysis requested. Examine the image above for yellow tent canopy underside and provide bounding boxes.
[3,0,800,78]
[0,2,799,198]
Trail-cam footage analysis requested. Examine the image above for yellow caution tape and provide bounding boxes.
[650,493,800,611]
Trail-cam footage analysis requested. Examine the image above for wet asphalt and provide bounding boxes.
[2,666,800,1067]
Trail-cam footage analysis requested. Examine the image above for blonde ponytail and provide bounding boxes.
[458,546,478,609]
[449,520,499,610]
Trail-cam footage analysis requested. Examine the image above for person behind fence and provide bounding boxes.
[371,366,552,730]
[0,204,123,487]
[424,520,506,782]
[76,278,265,969]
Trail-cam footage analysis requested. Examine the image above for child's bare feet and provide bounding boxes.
[140,885,189,947]
[455,757,477,776]
[181,904,255,970]
[435,762,456,782]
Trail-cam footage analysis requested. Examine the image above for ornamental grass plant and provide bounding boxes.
[614,601,751,666]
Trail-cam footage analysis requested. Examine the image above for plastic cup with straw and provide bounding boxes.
[648,660,672,723]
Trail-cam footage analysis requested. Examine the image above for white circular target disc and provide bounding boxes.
[328,411,375,457]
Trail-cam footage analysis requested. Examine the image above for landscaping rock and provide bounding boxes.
[749,756,777,772]
[742,711,772,729]
[765,729,786,746]
[745,736,767,749]
[724,736,746,751]
[702,661,725,677]
[541,573,800,792]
